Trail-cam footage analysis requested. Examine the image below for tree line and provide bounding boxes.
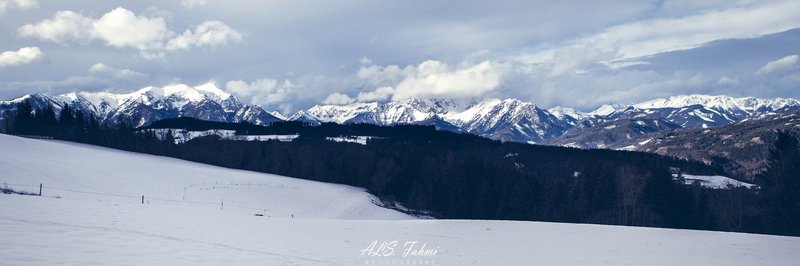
[4,102,799,236]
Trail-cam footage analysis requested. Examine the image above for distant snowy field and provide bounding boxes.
[682,174,757,189]
[1,134,799,265]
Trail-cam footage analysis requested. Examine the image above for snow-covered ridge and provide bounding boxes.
[548,106,587,121]
[2,88,800,144]
[307,102,381,124]
[76,83,236,115]
[633,94,800,113]
[0,83,278,128]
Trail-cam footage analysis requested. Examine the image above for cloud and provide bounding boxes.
[594,0,800,59]
[356,64,407,85]
[0,47,42,67]
[225,78,296,107]
[356,86,394,102]
[19,7,242,58]
[391,60,505,101]
[716,76,740,86]
[165,21,243,51]
[547,44,615,77]
[180,0,209,8]
[92,7,171,54]
[755,54,798,75]
[0,0,37,15]
[88,63,147,79]
[18,11,94,44]
[352,60,505,102]
[518,1,800,67]
[322,92,355,105]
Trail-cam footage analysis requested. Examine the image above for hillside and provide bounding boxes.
[2,134,799,265]
[635,111,800,179]
[0,134,408,219]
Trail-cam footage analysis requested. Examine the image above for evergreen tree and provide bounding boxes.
[758,131,800,235]
[58,104,75,139]
[12,101,34,134]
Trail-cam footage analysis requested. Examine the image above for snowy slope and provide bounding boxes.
[633,94,800,113]
[0,134,408,220]
[682,174,757,189]
[2,194,799,265]
[2,134,800,265]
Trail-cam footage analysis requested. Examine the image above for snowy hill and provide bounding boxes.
[1,134,799,265]
[0,134,407,219]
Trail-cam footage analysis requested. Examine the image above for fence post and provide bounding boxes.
[39,183,42,196]
[141,195,144,205]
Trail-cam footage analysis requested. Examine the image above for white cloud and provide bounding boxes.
[92,7,171,53]
[353,60,506,102]
[593,1,800,59]
[390,60,505,101]
[547,44,615,77]
[716,76,740,86]
[181,0,209,8]
[518,1,800,70]
[0,0,37,15]
[356,64,407,85]
[322,92,355,105]
[755,54,798,75]
[18,7,242,58]
[18,10,94,44]
[165,21,243,51]
[225,78,295,106]
[88,63,147,79]
[357,86,394,102]
[0,47,42,67]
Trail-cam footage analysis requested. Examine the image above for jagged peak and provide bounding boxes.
[269,110,288,120]
[633,94,800,111]
[195,82,233,102]
[589,104,629,117]
[548,106,587,120]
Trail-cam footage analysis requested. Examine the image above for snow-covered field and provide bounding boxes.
[325,135,377,145]
[682,174,757,189]
[1,134,799,265]
[151,129,300,144]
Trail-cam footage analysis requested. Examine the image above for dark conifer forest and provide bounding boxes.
[4,102,800,236]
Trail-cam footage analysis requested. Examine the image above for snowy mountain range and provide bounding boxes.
[2,84,799,145]
[0,83,282,128]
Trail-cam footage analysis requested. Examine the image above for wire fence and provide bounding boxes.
[11,135,55,140]
[1,181,285,216]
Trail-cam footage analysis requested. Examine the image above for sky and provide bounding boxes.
[1,0,799,113]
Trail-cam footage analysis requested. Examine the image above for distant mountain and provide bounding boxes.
[633,110,800,180]
[0,83,282,128]
[440,98,569,142]
[3,86,799,151]
[546,95,800,149]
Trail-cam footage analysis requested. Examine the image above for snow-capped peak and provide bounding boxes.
[269,111,288,121]
[589,104,628,117]
[307,102,381,124]
[443,98,531,125]
[548,106,588,121]
[632,94,800,112]
[195,82,233,102]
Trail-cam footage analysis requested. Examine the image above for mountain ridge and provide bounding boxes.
[2,85,799,145]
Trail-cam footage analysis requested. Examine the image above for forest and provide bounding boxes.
[4,101,800,236]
